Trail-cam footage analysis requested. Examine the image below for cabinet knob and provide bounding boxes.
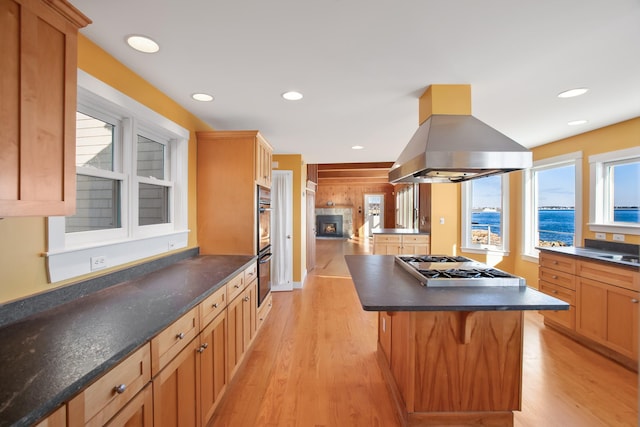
[632,299,639,304]
[176,332,185,340]
[553,260,558,264]
[197,343,209,353]
[234,284,240,289]
[552,275,558,279]
[212,303,219,308]
[114,384,126,394]
[552,290,558,294]
[244,296,250,302]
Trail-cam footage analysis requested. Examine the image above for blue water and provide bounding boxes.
[471,209,639,246]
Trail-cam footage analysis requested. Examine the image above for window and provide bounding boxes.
[589,147,640,234]
[461,175,509,254]
[395,184,417,228]
[47,71,189,282]
[522,152,582,259]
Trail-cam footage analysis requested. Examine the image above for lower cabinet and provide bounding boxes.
[373,233,430,255]
[61,263,271,427]
[378,312,392,366]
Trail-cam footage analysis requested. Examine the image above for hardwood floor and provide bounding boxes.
[209,239,638,426]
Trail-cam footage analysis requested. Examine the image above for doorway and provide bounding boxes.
[271,170,293,291]
[363,194,384,237]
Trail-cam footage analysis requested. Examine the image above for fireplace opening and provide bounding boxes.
[316,214,343,238]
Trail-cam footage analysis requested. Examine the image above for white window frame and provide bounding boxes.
[522,152,582,262]
[461,175,510,256]
[46,70,189,283]
[588,146,640,235]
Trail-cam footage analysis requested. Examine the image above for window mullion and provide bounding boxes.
[122,117,134,235]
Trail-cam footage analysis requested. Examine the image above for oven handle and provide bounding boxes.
[259,253,273,264]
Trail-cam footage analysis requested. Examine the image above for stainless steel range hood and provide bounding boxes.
[389,114,532,184]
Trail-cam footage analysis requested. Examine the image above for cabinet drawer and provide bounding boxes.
[539,266,576,290]
[539,251,576,274]
[543,305,576,330]
[227,272,246,302]
[151,307,199,376]
[257,293,273,330]
[68,344,151,426]
[539,280,575,305]
[374,235,401,243]
[244,262,258,284]
[200,285,227,329]
[402,235,429,244]
[577,260,640,292]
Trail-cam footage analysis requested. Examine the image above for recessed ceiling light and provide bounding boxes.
[557,88,589,98]
[126,35,160,53]
[192,93,214,102]
[568,119,588,126]
[282,91,303,101]
[352,145,364,150]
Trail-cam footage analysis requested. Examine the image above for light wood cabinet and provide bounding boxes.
[104,384,153,427]
[152,339,199,427]
[198,309,227,426]
[373,233,430,255]
[68,344,151,426]
[539,250,639,368]
[226,268,258,380]
[196,131,273,255]
[34,405,66,427]
[257,292,273,331]
[378,312,392,366]
[0,0,90,217]
[150,307,199,376]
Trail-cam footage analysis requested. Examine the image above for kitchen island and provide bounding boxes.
[345,255,568,426]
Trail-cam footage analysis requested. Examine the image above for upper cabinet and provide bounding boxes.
[0,0,91,217]
[255,132,273,188]
[196,130,273,255]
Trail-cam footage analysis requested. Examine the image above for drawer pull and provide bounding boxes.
[552,290,558,294]
[244,296,250,302]
[553,260,558,265]
[197,343,209,353]
[632,299,639,304]
[212,303,219,308]
[552,275,558,279]
[176,332,185,340]
[234,284,240,289]
[114,384,127,394]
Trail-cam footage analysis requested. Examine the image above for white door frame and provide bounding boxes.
[364,193,384,237]
[271,170,293,291]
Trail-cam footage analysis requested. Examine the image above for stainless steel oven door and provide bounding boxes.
[258,186,271,253]
[258,249,272,306]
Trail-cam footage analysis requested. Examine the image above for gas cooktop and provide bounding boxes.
[395,255,525,287]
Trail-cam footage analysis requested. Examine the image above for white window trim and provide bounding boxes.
[588,146,640,235]
[521,151,582,263]
[46,70,190,283]
[461,176,510,256]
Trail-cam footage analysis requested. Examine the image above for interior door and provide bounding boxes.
[271,170,293,291]
[364,194,384,237]
[306,189,316,272]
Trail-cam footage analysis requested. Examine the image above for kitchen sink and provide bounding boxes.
[595,254,639,264]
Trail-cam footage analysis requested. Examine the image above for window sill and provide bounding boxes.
[46,230,189,283]
[460,246,510,257]
[587,223,640,236]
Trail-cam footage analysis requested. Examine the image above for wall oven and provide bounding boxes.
[257,186,271,306]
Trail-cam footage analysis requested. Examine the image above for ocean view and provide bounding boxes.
[471,208,640,246]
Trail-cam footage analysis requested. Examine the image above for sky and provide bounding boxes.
[472,162,640,208]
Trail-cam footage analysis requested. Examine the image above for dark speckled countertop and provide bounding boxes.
[345,255,568,312]
[0,254,254,427]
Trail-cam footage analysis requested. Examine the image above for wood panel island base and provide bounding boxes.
[345,255,568,427]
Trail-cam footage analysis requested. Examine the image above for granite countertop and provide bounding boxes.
[0,254,255,427]
[372,228,429,235]
[345,255,568,312]
[537,246,639,269]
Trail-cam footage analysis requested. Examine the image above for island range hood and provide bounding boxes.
[389,85,532,184]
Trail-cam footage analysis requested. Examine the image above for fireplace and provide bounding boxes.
[317,215,343,238]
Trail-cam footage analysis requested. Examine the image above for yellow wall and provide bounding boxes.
[0,36,213,304]
[430,184,460,255]
[273,154,307,283]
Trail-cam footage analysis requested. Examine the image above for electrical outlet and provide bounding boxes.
[439,217,445,225]
[613,234,625,242]
[168,241,176,251]
[90,255,107,271]
[595,232,606,240]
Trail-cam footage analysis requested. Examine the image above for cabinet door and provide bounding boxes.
[378,312,392,366]
[0,0,89,216]
[576,278,607,343]
[35,405,66,427]
[105,385,153,427]
[606,286,639,360]
[199,311,228,426]
[152,339,199,427]
[227,294,244,379]
[245,281,257,344]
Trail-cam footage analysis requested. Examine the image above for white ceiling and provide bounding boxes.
[69,0,640,164]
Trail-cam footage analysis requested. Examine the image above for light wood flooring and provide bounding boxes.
[209,238,638,426]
